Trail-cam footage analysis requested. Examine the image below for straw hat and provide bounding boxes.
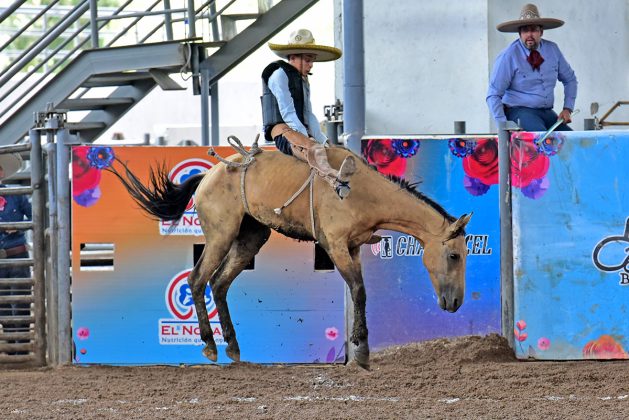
[268,29,342,62]
[497,4,564,33]
[0,153,23,180]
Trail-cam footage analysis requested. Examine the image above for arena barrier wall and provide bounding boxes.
[360,137,501,351]
[510,130,629,360]
[71,146,346,365]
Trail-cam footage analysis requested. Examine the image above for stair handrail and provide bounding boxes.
[0,0,27,26]
[0,0,89,86]
[0,1,135,122]
[0,0,62,52]
[139,0,215,44]
[0,0,281,136]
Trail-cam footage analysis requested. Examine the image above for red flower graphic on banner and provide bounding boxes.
[463,138,499,185]
[363,139,407,177]
[510,133,550,188]
[453,134,555,199]
[72,147,101,196]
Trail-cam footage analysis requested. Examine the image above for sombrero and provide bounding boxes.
[0,153,23,179]
[497,3,564,33]
[268,29,342,62]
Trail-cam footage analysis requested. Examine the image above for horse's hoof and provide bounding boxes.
[225,344,241,362]
[202,345,218,362]
[354,352,370,370]
[353,342,370,370]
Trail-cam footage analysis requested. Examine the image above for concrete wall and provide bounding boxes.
[335,0,629,134]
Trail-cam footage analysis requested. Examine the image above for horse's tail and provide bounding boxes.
[107,160,205,221]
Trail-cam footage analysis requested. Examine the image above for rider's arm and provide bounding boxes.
[267,69,309,137]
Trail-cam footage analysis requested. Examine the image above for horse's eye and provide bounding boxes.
[449,253,460,261]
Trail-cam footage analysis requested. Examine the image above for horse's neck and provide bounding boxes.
[370,178,450,240]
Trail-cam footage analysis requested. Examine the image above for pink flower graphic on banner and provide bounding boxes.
[325,327,339,341]
[537,337,551,351]
[76,326,90,340]
[516,320,527,331]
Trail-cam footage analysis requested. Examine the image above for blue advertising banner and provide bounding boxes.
[72,146,345,365]
[361,137,502,351]
[511,131,629,360]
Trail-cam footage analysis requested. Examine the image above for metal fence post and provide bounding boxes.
[56,128,72,365]
[44,137,58,365]
[29,128,47,366]
[454,121,466,134]
[498,121,517,350]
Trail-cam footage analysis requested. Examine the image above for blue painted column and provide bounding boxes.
[342,0,365,153]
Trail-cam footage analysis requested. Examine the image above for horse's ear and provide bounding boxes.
[446,212,473,240]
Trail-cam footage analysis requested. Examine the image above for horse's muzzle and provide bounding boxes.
[438,289,463,313]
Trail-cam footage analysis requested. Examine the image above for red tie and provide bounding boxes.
[527,50,544,71]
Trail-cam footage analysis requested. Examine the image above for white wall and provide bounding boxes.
[335,0,629,135]
[104,0,629,143]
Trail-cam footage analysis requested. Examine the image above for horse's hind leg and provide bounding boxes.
[188,230,240,362]
[209,216,271,362]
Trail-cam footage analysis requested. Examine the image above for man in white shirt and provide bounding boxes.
[261,29,356,199]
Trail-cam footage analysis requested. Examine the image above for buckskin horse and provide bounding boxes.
[111,144,471,369]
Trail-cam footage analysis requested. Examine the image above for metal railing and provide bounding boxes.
[0,0,274,129]
[0,138,46,366]
[597,101,629,129]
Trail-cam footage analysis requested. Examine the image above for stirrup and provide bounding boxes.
[335,180,351,199]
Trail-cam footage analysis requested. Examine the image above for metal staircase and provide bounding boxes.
[0,0,319,145]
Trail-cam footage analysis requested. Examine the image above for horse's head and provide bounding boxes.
[421,213,472,313]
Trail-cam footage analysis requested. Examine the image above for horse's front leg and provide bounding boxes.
[327,244,370,369]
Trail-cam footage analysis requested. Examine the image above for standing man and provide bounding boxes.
[0,153,31,355]
[262,29,356,199]
[487,4,577,131]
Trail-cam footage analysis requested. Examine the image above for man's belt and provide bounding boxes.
[0,244,28,258]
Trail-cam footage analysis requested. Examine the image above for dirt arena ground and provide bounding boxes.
[1,334,628,419]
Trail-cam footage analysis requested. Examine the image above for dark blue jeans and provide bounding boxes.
[505,106,573,132]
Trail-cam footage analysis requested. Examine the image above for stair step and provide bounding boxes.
[197,41,227,49]
[222,13,260,21]
[81,72,153,88]
[66,121,107,132]
[221,13,261,41]
[57,97,135,111]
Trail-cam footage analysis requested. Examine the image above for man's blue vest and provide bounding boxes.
[261,60,308,142]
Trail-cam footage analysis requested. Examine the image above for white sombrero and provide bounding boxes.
[268,29,342,62]
[0,153,23,179]
[497,3,564,33]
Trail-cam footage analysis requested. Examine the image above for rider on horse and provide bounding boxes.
[261,29,356,199]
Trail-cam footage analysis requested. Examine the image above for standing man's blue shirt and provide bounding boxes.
[487,39,577,123]
[0,186,31,250]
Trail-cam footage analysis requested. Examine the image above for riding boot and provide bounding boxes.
[274,124,356,199]
[306,144,356,199]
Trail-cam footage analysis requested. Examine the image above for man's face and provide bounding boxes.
[288,54,316,77]
[519,25,543,50]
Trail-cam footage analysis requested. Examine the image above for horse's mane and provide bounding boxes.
[358,155,456,224]
[386,175,456,224]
